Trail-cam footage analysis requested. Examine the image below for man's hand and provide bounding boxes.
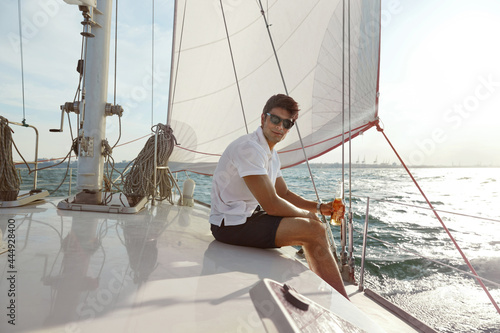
[319,200,345,217]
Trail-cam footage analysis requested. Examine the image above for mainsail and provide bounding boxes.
[167,0,381,174]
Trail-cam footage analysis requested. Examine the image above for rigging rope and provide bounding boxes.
[0,117,20,200]
[111,0,122,149]
[151,0,155,127]
[166,0,187,125]
[257,0,322,205]
[346,0,355,280]
[80,12,90,128]
[219,0,248,134]
[102,140,133,205]
[373,198,500,224]
[340,0,350,267]
[376,123,500,315]
[257,0,338,259]
[122,124,177,205]
[114,0,118,107]
[16,0,26,126]
[16,7,91,195]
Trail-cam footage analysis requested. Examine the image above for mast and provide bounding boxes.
[74,0,113,204]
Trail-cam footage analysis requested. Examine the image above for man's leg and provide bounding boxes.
[275,217,349,300]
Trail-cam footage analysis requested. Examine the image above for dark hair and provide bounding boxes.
[262,94,300,119]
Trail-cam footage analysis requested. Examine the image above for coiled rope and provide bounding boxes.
[0,116,20,200]
[122,124,177,205]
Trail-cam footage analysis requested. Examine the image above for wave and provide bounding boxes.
[376,276,500,333]
[359,254,500,291]
[350,212,387,226]
[372,195,408,201]
[415,199,445,206]
[457,257,500,287]
[360,257,439,281]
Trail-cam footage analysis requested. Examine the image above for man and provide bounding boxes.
[209,94,348,299]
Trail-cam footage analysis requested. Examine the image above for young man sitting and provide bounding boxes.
[209,94,348,299]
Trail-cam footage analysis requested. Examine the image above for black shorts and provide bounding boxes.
[210,209,283,249]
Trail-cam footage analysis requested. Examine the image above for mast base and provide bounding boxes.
[57,192,148,214]
[74,190,102,205]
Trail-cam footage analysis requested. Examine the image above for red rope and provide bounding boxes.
[376,124,500,315]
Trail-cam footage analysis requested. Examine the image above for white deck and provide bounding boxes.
[0,197,418,332]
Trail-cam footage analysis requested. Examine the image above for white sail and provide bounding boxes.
[167,0,381,174]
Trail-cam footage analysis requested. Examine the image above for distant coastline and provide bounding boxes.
[14,160,500,169]
[302,163,500,169]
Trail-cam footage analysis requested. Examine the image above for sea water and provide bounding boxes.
[16,166,500,332]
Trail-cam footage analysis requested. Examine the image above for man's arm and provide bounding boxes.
[275,176,341,217]
[243,175,316,219]
[275,176,317,212]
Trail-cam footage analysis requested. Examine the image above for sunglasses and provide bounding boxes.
[266,113,295,130]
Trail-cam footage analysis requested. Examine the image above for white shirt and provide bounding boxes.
[209,127,282,226]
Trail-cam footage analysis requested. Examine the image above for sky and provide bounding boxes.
[327,0,500,167]
[1,0,500,167]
